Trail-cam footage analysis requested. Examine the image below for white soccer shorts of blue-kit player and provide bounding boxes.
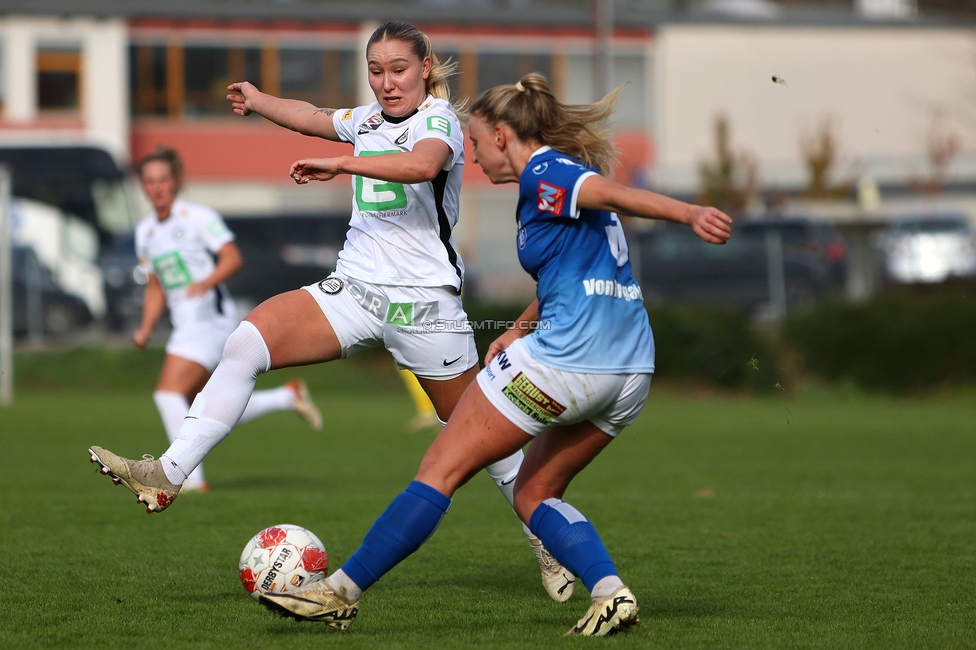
[477,338,651,438]
[299,97,476,379]
[135,199,239,372]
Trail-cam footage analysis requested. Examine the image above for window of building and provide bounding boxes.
[0,40,5,115]
[183,45,262,116]
[279,46,356,108]
[37,44,82,114]
[130,41,361,118]
[130,44,167,116]
[476,52,552,95]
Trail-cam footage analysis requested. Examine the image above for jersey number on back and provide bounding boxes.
[606,213,630,267]
[356,150,408,211]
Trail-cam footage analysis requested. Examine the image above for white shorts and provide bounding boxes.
[165,314,239,372]
[476,337,651,437]
[301,273,478,380]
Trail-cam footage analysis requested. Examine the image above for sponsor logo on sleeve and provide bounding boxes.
[357,113,385,134]
[207,220,229,238]
[427,115,451,137]
[531,161,549,175]
[341,109,353,121]
[518,227,527,250]
[537,181,566,214]
[502,372,567,425]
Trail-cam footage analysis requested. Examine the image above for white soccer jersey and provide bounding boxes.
[332,96,466,290]
[135,199,236,328]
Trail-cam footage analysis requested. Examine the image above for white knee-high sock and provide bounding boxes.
[153,390,206,485]
[160,321,271,483]
[485,449,541,540]
[238,386,295,425]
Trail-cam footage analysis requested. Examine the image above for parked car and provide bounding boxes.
[634,217,847,313]
[101,232,147,331]
[12,245,93,337]
[738,217,847,288]
[102,214,349,331]
[880,214,976,284]
[0,144,136,242]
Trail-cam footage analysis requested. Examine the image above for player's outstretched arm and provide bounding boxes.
[186,242,243,298]
[227,82,341,142]
[578,175,733,245]
[485,299,539,364]
[291,139,452,185]
[132,274,165,351]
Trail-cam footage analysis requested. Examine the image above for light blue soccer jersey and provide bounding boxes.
[516,147,655,374]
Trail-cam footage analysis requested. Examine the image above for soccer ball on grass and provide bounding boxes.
[239,524,328,601]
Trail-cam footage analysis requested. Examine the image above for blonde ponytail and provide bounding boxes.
[470,73,621,175]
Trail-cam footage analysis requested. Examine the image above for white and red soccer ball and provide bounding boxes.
[239,524,328,601]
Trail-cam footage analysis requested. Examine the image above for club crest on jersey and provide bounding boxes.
[357,113,385,134]
[317,277,343,295]
[537,181,566,214]
[395,129,409,145]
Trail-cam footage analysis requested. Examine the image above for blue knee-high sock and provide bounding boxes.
[341,481,452,591]
[529,498,618,591]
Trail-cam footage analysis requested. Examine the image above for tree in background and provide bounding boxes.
[697,114,758,215]
[924,106,961,193]
[799,115,847,198]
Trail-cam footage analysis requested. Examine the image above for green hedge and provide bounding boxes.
[23,291,972,395]
[647,305,778,390]
[782,285,976,392]
[465,301,777,391]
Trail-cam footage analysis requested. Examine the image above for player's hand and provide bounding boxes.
[290,158,341,184]
[185,282,210,298]
[132,327,151,351]
[227,81,258,116]
[485,327,524,365]
[688,206,733,245]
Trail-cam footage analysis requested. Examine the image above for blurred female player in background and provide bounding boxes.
[259,73,733,636]
[90,23,572,601]
[126,148,322,493]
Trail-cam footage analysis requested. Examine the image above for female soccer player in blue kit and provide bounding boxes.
[261,73,734,636]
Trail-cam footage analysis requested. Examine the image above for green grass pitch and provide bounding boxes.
[2,350,975,648]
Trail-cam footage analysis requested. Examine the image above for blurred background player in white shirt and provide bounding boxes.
[132,148,322,492]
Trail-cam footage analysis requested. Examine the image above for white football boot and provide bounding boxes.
[529,537,575,602]
[287,379,323,431]
[89,446,181,513]
[567,587,640,636]
[260,579,359,629]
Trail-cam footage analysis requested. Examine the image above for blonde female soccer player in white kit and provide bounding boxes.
[90,22,572,601]
[128,148,323,493]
